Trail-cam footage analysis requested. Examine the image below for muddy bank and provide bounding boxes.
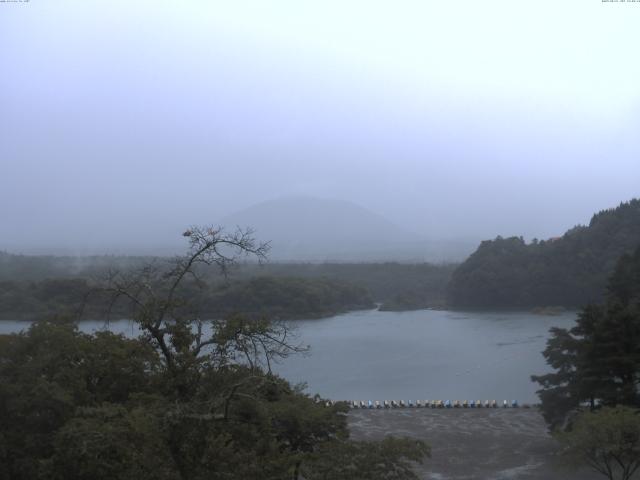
[348,409,601,480]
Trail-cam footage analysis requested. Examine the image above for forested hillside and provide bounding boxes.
[448,199,640,308]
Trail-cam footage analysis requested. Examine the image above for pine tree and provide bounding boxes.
[532,245,640,428]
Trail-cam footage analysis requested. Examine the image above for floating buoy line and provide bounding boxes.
[322,399,535,409]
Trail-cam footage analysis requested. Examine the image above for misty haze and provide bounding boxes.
[1,2,640,480]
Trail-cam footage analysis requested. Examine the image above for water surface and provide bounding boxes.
[276,309,576,403]
[1,309,576,403]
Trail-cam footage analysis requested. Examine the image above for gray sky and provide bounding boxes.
[1,0,639,254]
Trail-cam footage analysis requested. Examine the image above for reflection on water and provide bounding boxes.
[0,309,577,403]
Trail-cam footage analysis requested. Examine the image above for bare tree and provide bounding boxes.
[97,226,306,390]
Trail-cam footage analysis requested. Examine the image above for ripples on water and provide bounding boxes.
[1,309,577,403]
[276,309,577,404]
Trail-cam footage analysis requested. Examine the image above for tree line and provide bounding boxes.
[0,275,374,321]
[448,199,640,308]
[0,253,454,318]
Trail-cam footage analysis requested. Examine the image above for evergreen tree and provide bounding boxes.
[532,245,640,428]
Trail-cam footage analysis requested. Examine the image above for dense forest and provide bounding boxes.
[197,276,374,319]
[236,263,455,310]
[0,276,374,321]
[448,199,640,308]
[0,253,453,319]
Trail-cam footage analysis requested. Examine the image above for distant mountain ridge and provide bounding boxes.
[221,196,471,261]
[448,199,640,308]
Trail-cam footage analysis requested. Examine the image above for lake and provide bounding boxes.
[276,309,576,404]
[0,309,577,404]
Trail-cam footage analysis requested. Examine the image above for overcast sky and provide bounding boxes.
[1,0,639,254]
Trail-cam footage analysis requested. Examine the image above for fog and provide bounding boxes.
[1,1,639,257]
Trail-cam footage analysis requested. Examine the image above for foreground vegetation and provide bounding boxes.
[532,244,640,428]
[0,227,428,480]
[556,406,640,480]
[532,243,640,480]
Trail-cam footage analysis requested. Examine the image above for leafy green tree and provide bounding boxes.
[0,321,160,480]
[555,406,640,480]
[532,245,640,428]
[50,404,177,480]
[301,436,430,480]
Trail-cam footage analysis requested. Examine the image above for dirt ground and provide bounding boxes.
[348,408,604,480]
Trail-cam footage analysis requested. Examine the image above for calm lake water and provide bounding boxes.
[279,309,578,404]
[0,309,577,403]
